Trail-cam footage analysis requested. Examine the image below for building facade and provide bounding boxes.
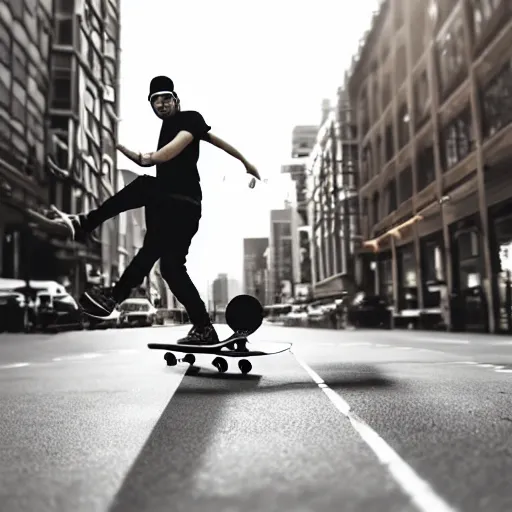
[243,237,269,305]
[350,0,512,332]
[47,0,121,295]
[0,0,56,283]
[267,207,300,303]
[306,89,359,299]
[212,273,229,309]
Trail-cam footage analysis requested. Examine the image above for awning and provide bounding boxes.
[362,214,424,253]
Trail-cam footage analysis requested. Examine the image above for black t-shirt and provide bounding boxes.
[155,110,211,201]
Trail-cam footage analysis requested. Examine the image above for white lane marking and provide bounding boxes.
[0,363,30,369]
[375,344,390,347]
[495,369,512,373]
[410,337,469,345]
[293,354,458,512]
[52,353,102,362]
[396,347,413,350]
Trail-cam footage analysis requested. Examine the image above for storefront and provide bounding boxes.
[489,200,512,333]
[396,243,418,311]
[377,251,393,304]
[449,215,488,332]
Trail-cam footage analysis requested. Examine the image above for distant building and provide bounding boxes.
[291,125,318,158]
[306,86,359,299]
[0,0,55,282]
[243,237,268,304]
[212,273,229,308]
[268,207,300,303]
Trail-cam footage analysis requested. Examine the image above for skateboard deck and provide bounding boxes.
[148,338,291,374]
[147,339,291,357]
[148,294,287,374]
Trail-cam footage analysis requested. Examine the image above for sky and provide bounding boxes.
[117,0,380,300]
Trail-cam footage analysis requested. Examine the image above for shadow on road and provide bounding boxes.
[172,364,396,395]
[108,376,229,512]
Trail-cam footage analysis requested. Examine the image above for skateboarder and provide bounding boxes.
[56,75,260,345]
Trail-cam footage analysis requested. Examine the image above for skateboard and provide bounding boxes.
[148,294,292,375]
[26,204,75,239]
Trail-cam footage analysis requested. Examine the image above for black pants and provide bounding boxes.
[84,175,210,327]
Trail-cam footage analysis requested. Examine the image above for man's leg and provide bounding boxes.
[80,233,160,317]
[158,202,219,344]
[70,176,158,238]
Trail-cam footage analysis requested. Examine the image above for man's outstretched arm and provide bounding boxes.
[205,133,261,180]
[116,131,194,167]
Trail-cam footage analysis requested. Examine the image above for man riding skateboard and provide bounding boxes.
[55,75,260,345]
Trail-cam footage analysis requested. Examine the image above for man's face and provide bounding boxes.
[150,93,178,119]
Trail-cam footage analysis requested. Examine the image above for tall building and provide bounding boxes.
[212,273,229,308]
[306,89,359,299]
[291,125,318,158]
[243,237,268,305]
[46,0,121,295]
[268,207,300,303]
[350,0,512,333]
[0,0,56,282]
[280,119,323,298]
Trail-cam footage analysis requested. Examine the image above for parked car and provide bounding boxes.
[117,298,157,327]
[0,290,29,332]
[346,292,392,328]
[36,291,85,333]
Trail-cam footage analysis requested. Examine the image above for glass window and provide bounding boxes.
[0,23,10,66]
[372,192,380,225]
[40,27,50,60]
[436,14,466,94]
[12,131,28,156]
[441,107,473,170]
[0,115,10,145]
[381,72,391,110]
[52,76,72,109]
[12,44,27,83]
[384,124,394,162]
[12,80,26,104]
[413,70,430,128]
[0,61,11,90]
[84,88,96,113]
[396,45,407,86]
[482,61,512,139]
[11,97,25,124]
[56,18,73,45]
[385,179,397,214]
[399,167,413,203]
[417,145,436,190]
[57,0,75,14]
[397,102,410,149]
[7,0,23,18]
[0,77,10,108]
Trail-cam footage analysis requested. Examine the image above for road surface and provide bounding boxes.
[0,324,511,512]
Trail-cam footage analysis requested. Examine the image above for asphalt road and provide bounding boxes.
[0,324,511,512]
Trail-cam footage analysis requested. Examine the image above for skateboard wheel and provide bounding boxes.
[212,357,228,373]
[164,352,177,366]
[183,354,195,365]
[238,359,252,374]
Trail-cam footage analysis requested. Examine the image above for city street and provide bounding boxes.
[0,325,511,512]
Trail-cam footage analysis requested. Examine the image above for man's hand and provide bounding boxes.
[138,153,155,167]
[244,161,261,181]
[117,144,155,167]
